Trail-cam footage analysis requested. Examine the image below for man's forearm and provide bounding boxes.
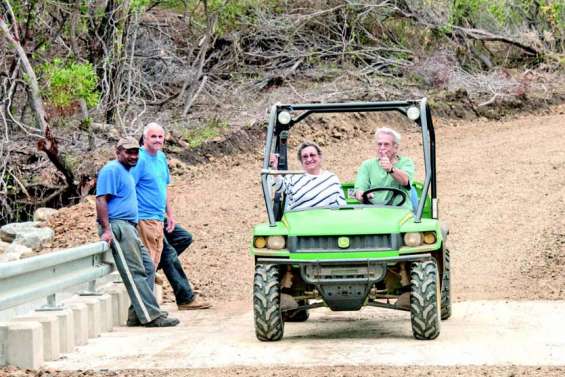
[95,196,111,231]
[165,189,175,220]
[390,169,409,187]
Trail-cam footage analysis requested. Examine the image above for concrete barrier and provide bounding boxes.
[99,294,113,333]
[0,279,132,368]
[6,322,43,369]
[0,323,9,366]
[107,284,129,326]
[55,308,75,353]
[80,297,102,338]
[68,302,88,346]
[16,315,59,361]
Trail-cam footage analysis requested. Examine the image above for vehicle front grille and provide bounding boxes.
[288,234,396,252]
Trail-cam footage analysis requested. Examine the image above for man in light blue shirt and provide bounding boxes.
[131,125,171,267]
[132,123,210,310]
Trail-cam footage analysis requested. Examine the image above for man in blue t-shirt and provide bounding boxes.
[133,123,210,310]
[95,137,180,327]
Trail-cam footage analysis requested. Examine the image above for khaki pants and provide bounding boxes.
[137,219,164,268]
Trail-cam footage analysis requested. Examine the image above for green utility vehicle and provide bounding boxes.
[251,99,450,341]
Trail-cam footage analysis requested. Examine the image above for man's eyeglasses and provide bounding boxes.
[301,153,319,159]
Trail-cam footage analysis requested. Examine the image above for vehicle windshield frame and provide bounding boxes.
[260,99,437,226]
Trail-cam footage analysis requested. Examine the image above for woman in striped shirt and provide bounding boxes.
[270,141,346,211]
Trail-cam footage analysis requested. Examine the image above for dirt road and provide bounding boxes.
[167,106,565,305]
[20,108,565,376]
[46,300,565,370]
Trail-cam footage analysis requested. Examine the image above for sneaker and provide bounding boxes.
[143,316,180,327]
[177,296,211,310]
[126,317,141,327]
[280,293,298,311]
[127,313,172,327]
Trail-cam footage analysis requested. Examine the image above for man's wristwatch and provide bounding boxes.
[389,167,395,174]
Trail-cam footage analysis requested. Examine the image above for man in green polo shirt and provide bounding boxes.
[354,127,414,210]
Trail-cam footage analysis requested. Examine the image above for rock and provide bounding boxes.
[13,227,55,251]
[0,221,41,242]
[0,240,10,253]
[33,207,58,222]
[0,243,32,262]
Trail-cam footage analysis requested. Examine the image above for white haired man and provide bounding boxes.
[354,127,414,209]
[131,122,210,311]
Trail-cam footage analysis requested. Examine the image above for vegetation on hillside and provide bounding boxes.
[0,0,563,223]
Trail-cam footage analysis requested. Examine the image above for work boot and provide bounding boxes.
[143,316,180,327]
[177,296,211,310]
[280,293,298,310]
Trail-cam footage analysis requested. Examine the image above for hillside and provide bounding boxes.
[0,0,564,224]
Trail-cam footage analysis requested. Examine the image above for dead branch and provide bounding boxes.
[452,26,540,56]
[0,11,48,133]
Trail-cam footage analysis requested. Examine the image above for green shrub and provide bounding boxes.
[40,59,100,111]
[182,117,229,148]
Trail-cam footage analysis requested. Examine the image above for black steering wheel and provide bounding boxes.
[361,187,407,206]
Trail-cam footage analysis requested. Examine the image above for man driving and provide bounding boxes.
[354,127,414,209]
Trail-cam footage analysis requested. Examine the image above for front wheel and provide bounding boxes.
[410,260,441,340]
[441,248,452,320]
[253,264,284,341]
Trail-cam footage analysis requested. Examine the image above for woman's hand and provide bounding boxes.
[269,153,279,168]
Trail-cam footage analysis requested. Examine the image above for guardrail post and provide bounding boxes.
[37,294,63,312]
[79,280,103,296]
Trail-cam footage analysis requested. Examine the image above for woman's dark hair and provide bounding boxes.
[296,141,322,162]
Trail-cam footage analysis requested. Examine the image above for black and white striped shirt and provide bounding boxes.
[272,171,346,211]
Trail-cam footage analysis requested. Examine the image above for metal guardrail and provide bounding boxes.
[0,242,114,311]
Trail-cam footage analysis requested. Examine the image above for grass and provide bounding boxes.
[182,118,229,149]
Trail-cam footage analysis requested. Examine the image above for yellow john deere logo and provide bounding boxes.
[338,236,350,249]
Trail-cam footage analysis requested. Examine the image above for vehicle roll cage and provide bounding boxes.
[261,98,437,226]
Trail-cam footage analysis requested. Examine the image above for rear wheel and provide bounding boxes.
[253,264,284,341]
[441,249,452,320]
[410,261,440,340]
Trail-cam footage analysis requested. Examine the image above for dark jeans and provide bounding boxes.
[158,223,195,305]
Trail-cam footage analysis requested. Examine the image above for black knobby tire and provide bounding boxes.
[253,264,284,341]
[410,261,441,340]
[441,248,452,320]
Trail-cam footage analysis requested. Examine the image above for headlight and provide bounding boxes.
[267,236,286,250]
[403,232,422,247]
[423,232,436,244]
[406,106,420,120]
[254,236,267,248]
[277,111,292,125]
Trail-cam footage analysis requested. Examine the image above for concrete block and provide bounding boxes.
[81,297,102,338]
[17,315,59,361]
[68,303,88,346]
[54,309,75,353]
[99,294,113,332]
[0,323,9,366]
[6,322,43,369]
[107,285,128,326]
